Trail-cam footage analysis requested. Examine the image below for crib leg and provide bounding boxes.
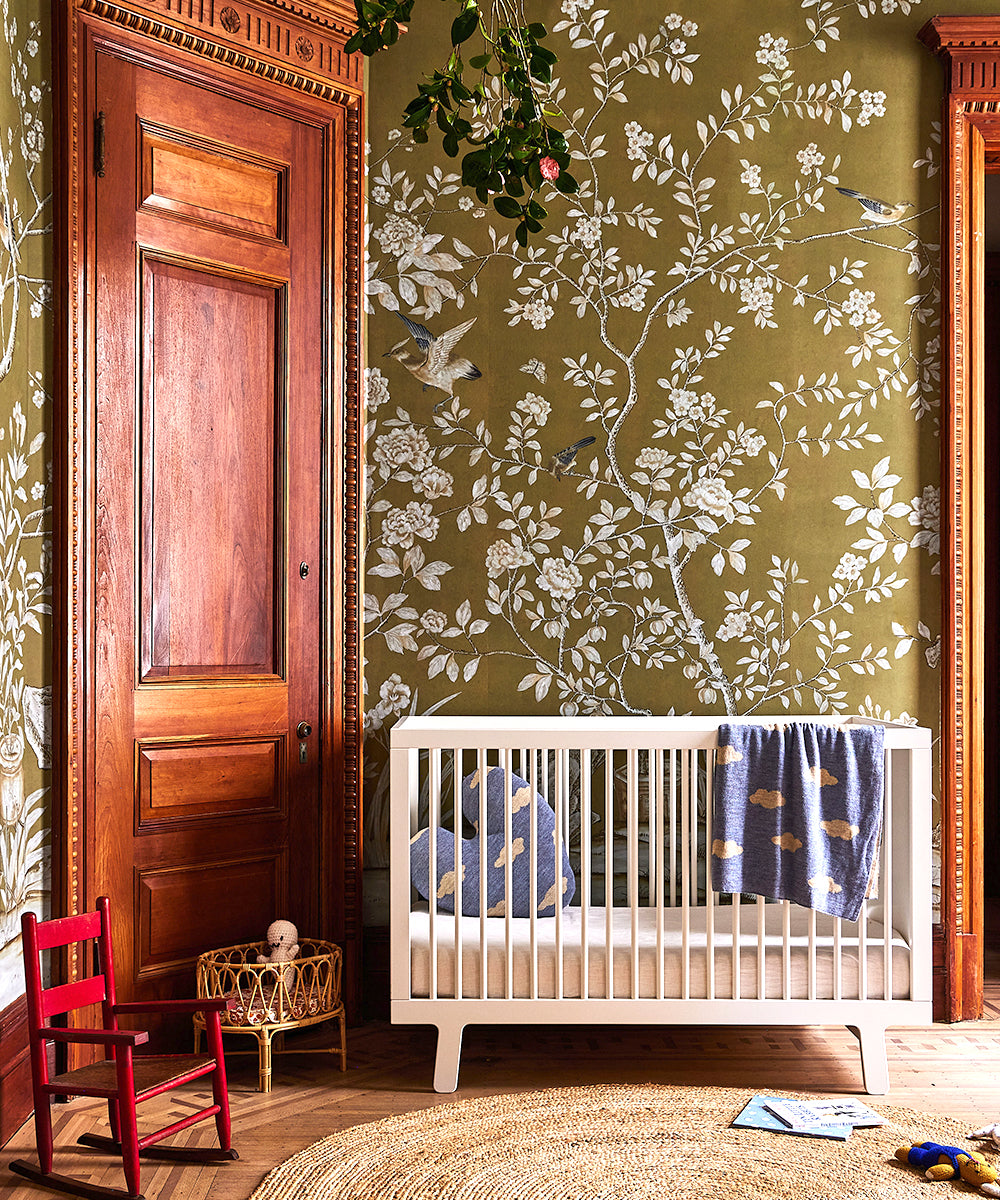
[433,1021,465,1093]
[847,1024,890,1095]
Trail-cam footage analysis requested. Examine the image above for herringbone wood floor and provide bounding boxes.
[5,1003,1000,1200]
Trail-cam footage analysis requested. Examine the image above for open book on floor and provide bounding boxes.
[730,1095,853,1141]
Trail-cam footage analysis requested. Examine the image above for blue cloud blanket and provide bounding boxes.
[710,722,884,922]
[410,766,576,917]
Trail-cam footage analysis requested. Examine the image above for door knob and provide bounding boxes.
[296,721,312,738]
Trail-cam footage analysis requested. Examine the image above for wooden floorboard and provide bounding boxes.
[4,1012,1000,1199]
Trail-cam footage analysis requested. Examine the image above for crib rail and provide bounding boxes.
[390,716,932,1093]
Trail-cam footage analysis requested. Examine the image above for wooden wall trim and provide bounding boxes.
[918,16,1000,1021]
[0,993,31,1149]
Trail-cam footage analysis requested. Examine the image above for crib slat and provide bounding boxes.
[883,748,893,1000]
[581,749,591,1002]
[503,749,513,1000]
[858,893,868,1001]
[429,749,441,1001]
[529,747,539,1001]
[556,748,566,1001]
[782,900,791,1000]
[628,748,639,1000]
[706,749,715,1000]
[668,750,677,908]
[605,751,614,999]
[732,892,741,1001]
[681,749,691,1001]
[833,917,842,1001]
[478,747,487,1001]
[808,908,817,1002]
[655,748,665,1001]
[756,896,765,1000]
[453,748,462,1001]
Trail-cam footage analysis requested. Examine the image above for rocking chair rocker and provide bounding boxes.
[8,897,238,1200]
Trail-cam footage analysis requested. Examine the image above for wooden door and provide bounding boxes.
[90,46,324,1020]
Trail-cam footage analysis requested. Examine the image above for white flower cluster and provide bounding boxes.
[625,120,654,162]
[738,275,775,325]
[667,387,712,423]
[561,0,594,18]
[796,142,825,174]
[716,611,750,641]
[756,33,789,71]
[517,392,551,422]
[857,89,886,126]
[842,288,881,329]
[572,215,603,249]
[636,447,672,471]
[486,538,534,578]
[908,485,939,535]
[741,433,766,456]
[381,501,439,548]
[371,185,391,207]
[366,673,411,730]
[616,282,648,311]
[521,298,555,330]
[537,556,583,602]
[833,552,867,582]
[374,213,422,257]
[413,467,454,500]
[684,475,733,517]
[740,162,762,190]
[660,13,698,36]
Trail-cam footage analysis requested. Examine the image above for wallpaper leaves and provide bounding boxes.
[0,0,51,1008]
[362,0,946,874]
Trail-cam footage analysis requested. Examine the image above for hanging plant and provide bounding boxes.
[346,0,579,244]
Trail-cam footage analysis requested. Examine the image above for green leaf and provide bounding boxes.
[451,5,479,45]
[527,22,548,38]
[443,132,460,157]
[493,196,522,219]
[527,199,547,220]
[553,171,579,194]
[515,221,529,247]
[469,53,491,69]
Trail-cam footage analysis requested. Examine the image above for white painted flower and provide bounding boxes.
[682,20,698,36]
[625,120,654,162]
[382,501,439,548]
[684,476,733,517]
[572,215,602,249]
[522,298,554,330]
[420,610,447,634]
[796,142,825,174]
[617,282,648,311]
[669,39,687,55]
[364,366,391,413]
[756,33,789,71]
[741,433,766,456]
[29,85,41,103]
[387,128,403,141]
[30,301,41,318]
[371,185,391,206]
[374,213,423,257]
[662,13,683,29]
[857,89,887,126]
[740,162,762,190]
[415,466,454,499]
[636,447,672,470]
[486,538,534,577]
[738,275,775,325]
[842,288,880,328]
[517,392,551,422]
[833,552,867,581]
[30,481,44,500]
[378,673,411,714]
[716,611,751,641]
[458,196,474,210]
[26,39,38,56]
[373,426,432,473]
[669,387,702,419]
[537,556,583,601]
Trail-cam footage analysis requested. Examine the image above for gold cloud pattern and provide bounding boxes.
[712,838,744,860]
[749,788,786,810]
[717,745,744,765]
[821,819,859,841]
[808,875,843,895]
[436,865,466,899]
[772,832,803,852]
[493,837,526,869]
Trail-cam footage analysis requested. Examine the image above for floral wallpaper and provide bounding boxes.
[0,0,51,1010]
[360,0,987,899]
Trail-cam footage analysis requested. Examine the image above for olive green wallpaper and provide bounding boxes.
[0,0,51,1010]
[361,0,988,899]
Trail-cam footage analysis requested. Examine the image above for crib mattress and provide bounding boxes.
[408,903,911,1001]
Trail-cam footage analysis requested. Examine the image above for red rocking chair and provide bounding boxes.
[9,897,238,1200]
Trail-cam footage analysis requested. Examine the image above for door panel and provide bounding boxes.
[93,48,323,1024]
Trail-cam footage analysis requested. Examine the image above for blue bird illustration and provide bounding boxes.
[383,313,481,410]
[835,187,913,224]
[547,436,596,480]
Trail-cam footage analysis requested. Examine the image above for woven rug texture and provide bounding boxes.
[249,1083,997,1200]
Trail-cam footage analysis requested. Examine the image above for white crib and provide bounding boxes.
[390,716,932,1094]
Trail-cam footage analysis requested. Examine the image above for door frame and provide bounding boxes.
[52,0,364,1017]
[918,16,1000,1020]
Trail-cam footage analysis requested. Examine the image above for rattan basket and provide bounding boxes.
[194,938,346,1091]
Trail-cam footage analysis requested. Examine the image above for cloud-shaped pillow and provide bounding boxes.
[410,766,576,916]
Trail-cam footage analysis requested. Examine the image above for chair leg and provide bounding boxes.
[32,1094,54,1173]
[338,1012,347,1071]
[114,1052,142,1198]
[205,1011,233,1151]
[257,1028,273,1093]
[107,1096,121,1145]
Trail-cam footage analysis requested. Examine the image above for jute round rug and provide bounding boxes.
[249,1083,996,1200]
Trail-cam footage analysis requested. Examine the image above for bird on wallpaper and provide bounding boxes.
[0,201,19,264]
[835,187,914,224]
[547,436,596,480]
[383,312,482,410]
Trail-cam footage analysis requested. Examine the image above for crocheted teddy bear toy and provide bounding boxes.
[257,919,300,986]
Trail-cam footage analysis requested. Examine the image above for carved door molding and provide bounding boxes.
[918,15,1000,1021]
[52,0,364,1016]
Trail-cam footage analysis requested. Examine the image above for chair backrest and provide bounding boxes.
[21,896,119,1038]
